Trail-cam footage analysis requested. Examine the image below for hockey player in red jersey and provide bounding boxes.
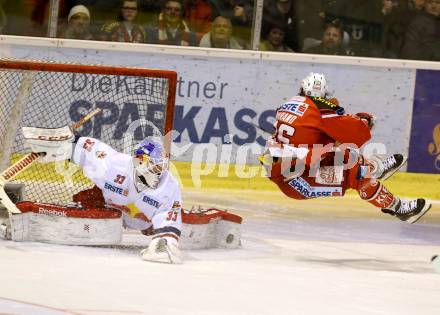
[260,72,431,223]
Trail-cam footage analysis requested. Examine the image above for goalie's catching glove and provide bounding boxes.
[355,112,375,130]
[141,237,182,264]
[22,126,75,163]
[72,186,106,208]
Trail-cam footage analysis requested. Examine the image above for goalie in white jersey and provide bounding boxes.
[3,120,242,254]
[71,136,183,264]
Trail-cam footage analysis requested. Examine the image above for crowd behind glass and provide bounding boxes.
[0,0,438,61]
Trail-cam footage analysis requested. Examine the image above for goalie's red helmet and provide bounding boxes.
[300,72,328,98]
[133,138,168,190]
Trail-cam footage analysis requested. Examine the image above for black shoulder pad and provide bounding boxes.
[310,96,345,115]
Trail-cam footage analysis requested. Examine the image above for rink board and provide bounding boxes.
[0,36,421,166]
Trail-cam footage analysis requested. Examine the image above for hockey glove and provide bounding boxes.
[355,112,375,130]
[328,97,339,106]
[22,126,75,163]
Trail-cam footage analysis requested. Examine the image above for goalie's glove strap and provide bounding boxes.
[66,135,81,163]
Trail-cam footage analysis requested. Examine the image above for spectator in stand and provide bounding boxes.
[380,0,412,58]
[184,0,220,37]
[216,0,253,47]
[100,0,145,43]
[262,0,298,51]
[217,0,253,27]
[145,0,198,46]
[381,0,402,16]
[259,23,293,52]
[59,5,94,40]
[409,0,425,12]
[199,15,243,48]
[304,19,352,55]
[401,0,440,60]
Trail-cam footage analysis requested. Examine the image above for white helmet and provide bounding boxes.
[133,138,168,190]
[300,72,328,97]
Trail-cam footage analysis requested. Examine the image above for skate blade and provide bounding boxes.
[407,202,432,224]
[432,255,440,274]
[381,156,408,181]
[141,249,182,264]
[142,253,172,264]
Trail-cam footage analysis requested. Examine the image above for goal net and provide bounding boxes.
[0,59,177,204]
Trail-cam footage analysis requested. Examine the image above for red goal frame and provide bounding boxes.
[0,59,177,150]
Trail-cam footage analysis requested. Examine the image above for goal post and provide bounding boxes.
[0,58,177,205]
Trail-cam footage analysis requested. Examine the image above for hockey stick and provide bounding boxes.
[0,108,102,214]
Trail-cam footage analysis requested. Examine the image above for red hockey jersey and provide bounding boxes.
[268,95,371,169]
[274,95,371,147]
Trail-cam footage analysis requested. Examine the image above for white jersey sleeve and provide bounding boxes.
[72,137,131,188]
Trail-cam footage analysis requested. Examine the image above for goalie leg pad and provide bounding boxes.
[11,202,123,245]
[179,208,242,250]
[215,219,242,249]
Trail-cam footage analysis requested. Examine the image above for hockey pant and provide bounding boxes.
[269,151,396,209]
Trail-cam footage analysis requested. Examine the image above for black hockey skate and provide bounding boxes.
[381,198,432,224]
[368,154,408,180]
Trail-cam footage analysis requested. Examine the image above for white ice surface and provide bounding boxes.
[1,191,440,315]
